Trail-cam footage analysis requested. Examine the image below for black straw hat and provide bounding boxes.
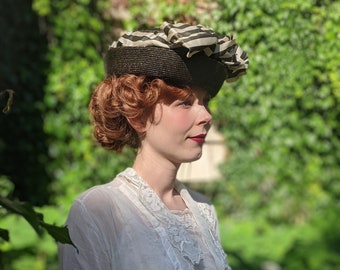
[104,22,248,97]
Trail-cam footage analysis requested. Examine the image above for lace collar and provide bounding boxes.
[120,168,230,270]
[122,168,201,267]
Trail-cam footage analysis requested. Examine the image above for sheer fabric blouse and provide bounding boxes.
[58,168,231,270]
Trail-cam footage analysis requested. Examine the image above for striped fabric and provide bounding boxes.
[110,22,248,83]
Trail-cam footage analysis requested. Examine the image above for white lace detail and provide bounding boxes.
[120,168,231,270]
[196,202,229,269]
[177,182,231,270]
[123,168,202,268]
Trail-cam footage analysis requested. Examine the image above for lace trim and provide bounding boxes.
[196,202,230,270]
[120,168,231,270]
[123,168,201,267]
[177,182,231,270]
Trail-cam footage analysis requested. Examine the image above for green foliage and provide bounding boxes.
[220,211,340,270]
[212,0,340,218]
[0,179,66,270]
[208,0,340,268]
[1,0,134,267]
[0,0,51,205]
[0,212,61,270]
[0,0,74,267]
[36,0,135,212]
[126,0,220,29]
[0,196,73,246]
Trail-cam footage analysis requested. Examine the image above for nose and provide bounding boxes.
[197,104,212,126]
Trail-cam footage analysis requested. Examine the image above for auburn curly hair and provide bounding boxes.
[89,74,191,152]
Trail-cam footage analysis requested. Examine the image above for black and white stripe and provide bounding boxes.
[110,22,248,83]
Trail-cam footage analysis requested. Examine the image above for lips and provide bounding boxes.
[188,134,206,144]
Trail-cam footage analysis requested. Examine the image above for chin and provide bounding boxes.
[182,152,203,163]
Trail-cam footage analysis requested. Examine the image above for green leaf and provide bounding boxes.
[0,196,76,248]
[40,222,78,251]
[0,196,43,235]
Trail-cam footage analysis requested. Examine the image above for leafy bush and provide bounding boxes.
[209,0,340,268]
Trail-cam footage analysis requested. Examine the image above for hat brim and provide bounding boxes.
[104,46,225,97]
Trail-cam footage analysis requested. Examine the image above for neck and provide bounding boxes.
[132,147,187,210]
[133,149,179,196]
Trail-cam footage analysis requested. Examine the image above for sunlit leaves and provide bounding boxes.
[208,0,340,268]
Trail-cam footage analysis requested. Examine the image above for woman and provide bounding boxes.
[58,22,248,270]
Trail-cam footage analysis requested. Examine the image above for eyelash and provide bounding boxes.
[181,100,193,107]
[179,97,210,108]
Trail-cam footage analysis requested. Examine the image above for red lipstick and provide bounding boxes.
[188,134,206,144]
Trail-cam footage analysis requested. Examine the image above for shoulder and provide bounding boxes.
[68,174,126,218]
[79,178,121,198]
[77,179,119,204]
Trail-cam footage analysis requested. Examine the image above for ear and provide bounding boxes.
[127,118,148,133]
[152,103,163,125]
[128,103,162,132]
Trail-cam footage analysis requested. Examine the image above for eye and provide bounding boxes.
[180,100,193,107]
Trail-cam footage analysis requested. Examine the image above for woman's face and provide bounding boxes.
[141,88,212,165]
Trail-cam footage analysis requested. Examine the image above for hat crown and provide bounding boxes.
[105,22,248,96]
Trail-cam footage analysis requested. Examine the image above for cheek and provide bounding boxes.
[156,105,194,131]
[164,111,192,130]
[173,115,190,127]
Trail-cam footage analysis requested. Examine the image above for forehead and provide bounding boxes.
[190,86,211,99]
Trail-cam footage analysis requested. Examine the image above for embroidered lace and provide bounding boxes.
[121,168,231,270]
